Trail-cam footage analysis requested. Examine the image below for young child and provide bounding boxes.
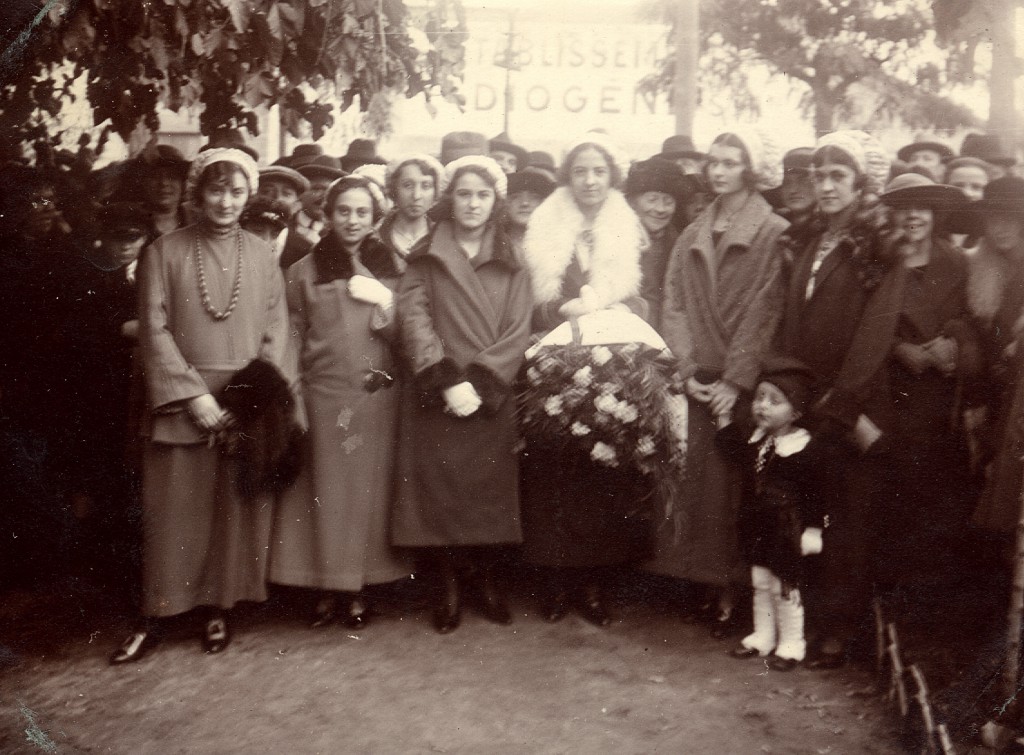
[716,357,828,671]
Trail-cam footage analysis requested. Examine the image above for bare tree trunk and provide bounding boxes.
[813,89,835,136]
[673,0,699,137]
[989,0,1017,155]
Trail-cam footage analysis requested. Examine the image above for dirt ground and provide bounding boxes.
[0,577,902,755]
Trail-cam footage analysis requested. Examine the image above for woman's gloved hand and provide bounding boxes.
[443,381,482,417]
[348,275,394,308]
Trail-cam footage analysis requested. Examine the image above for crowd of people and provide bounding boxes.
[1,122,1022,675]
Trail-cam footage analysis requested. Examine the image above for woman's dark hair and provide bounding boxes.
[557,143,623,189]
[386,159,440,201]
[193,161,250,205]
[431,164,507,227]
[708,133,757,190]
[812,145,868,191]
[324,175,385,225]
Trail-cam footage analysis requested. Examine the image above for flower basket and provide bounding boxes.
[519,310,687,504]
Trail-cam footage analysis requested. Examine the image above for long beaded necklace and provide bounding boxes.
[194,225,243,321]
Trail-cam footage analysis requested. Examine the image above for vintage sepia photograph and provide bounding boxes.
[0,0,1021,751]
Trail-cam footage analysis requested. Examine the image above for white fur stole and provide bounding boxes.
[522,187,645,307]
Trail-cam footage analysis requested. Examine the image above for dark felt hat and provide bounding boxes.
[507,168,556,199]
[198,128,259,163]
[278,143,325,169]
[489,132,529,172]
[624,157,686,201]
[528,150,556,173]
[880,172,967,210]
[896,140,955,164]
[340,139,387,173]
[136,144,190,178]
[259,165,310,195]
[969,176,1024,216]
[960,133,1017,167]
[241,197,290,231]
[782,147,814,175]
[295,155,346,181]
[97,202,152,238]
[758,356,816,413]
[440,132,489,165]
[658,134,706,161]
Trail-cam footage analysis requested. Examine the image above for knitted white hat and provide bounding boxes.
[444,155,508,199]
[186,147,259,204]
[814,130,891,196]
[721,126,783,191]
[385,153,448,197]
[562,131,631,187]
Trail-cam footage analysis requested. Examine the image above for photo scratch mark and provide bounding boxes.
[0,0,67,78]
[19,701,57,753]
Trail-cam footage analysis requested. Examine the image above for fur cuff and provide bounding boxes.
[414,357,462,407]
[466,363,509,414]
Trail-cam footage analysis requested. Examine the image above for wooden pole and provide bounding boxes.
[988,0,1017,158]
[673,0,699,138]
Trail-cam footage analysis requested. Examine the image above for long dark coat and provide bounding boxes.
[391,221,532,547]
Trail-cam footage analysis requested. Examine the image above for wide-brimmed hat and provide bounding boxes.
[880,172,967,210]
[507,168,556,200]
[135,144,190,179]
[960,133,1017,167]
[624,157,686,201]
[97,202,152,239]
[528,150,557,174]
[296,155,346,182]
[896,139,955,164]
[440,131,488,165]
[340,139,387,173]
[658,134,706,162]
[944,156,996,181]
[259,165,310,195]
[489,133,529,171]
[969,176,1024,215]
[275,143,324,169]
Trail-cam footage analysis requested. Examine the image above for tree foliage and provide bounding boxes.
[0,0,466,153]
[642,0,979,134]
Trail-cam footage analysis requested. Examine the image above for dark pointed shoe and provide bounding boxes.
[310,595,338,629]
[110,630,158,665]
[767,656,800,672]
[728,645,761,660]
[201,616,231,654]
[340,597,369,630]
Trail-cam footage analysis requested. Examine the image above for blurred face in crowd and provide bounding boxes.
[329,187,375,250]
[394,164,437,222]
[101,230,147,268]
[302,176,334,220]
[257,178,301,216]
[199,170,249,229]
[23,184,61,240]
[569,147,612,210]
[675,156,706,176]
[706,143,746,196]
[947,165,989,202]
[451,171,496,232]
[907,149,944,181]
[813,163,860,216]
[984,212,1024,252]
[143,166,184,213]
[781,170,816,214]
[490,149,519,175]
[752,381,800,437]
[634,190,676,235]
[893,205,935,246]
[508,189,544,228]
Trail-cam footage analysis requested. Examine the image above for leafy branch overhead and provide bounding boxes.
[0,0,466,148]
[642,0,979,133]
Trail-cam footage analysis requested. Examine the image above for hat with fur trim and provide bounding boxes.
[814,130,891,196]
[624,157,686,201]
[444,155,508,199]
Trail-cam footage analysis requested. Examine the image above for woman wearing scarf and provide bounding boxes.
[392,156,532,634]
[111,149,293,663]
[649,128,788,637]
[520,133,650,627]
[270,176,412,630]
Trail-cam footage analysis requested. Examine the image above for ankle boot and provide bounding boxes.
[432,559,461,634]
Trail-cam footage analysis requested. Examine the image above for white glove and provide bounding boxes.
[558,284,601,318]
[348,275,394,307]
[443,381,482,417]
[801,527,823,556]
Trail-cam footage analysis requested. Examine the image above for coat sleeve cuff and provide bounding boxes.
[466,363,509,414]
[413,357,462,407]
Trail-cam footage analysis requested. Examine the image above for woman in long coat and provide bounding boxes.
[650,129,788,636]
[111,149,292,663]
[520,133,650,627]
[270,176,412,628]
[392,156,532,634]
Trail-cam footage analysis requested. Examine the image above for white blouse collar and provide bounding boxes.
[748,427,811,457]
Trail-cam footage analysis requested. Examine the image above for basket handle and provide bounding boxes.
[569,316,582,346]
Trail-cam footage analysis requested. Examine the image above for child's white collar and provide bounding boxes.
[748,427,811,457]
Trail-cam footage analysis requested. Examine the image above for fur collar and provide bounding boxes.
[968,240,1024,324]
[312,232,400,284]
[523,187,645,306]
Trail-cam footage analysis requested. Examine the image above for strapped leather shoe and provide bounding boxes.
[110,630,158,665]
[768,656,800,672]
[728,645,761,660]
[201,615,231,654]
